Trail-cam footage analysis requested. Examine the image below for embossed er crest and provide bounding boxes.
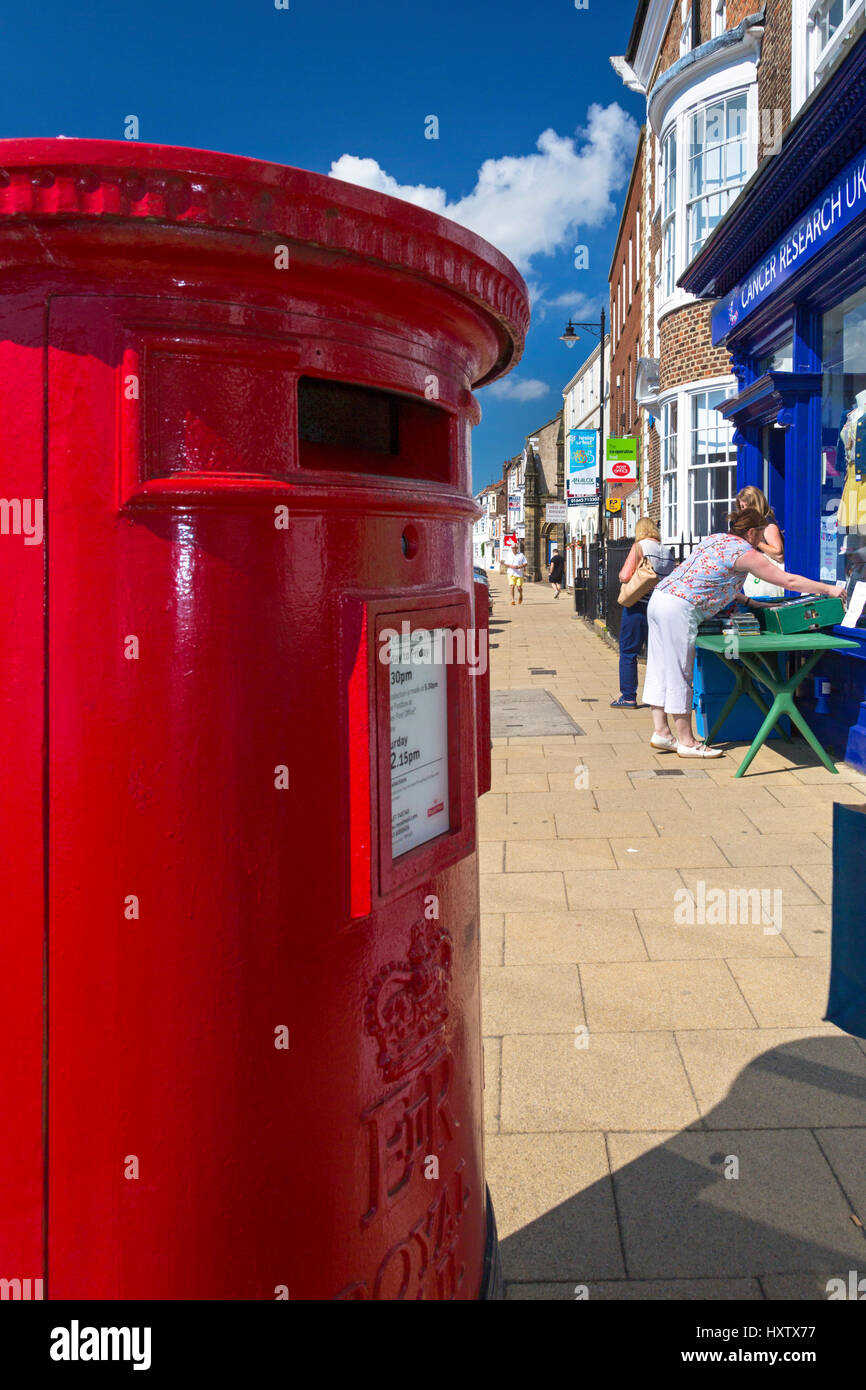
[364,919,452,1084]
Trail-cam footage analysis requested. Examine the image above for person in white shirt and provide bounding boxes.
[506,547,528,605]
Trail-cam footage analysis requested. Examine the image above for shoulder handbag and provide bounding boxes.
[742,554,785,599]
[617,552,660,608]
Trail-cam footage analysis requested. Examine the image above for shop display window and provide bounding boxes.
[757,338,794,373]
[821,285,866,602]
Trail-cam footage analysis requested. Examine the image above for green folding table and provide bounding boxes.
[695,632,859,778]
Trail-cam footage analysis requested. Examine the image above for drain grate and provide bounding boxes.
[491,689,584,738]
[628,768,709,781]
[529,668,557,675]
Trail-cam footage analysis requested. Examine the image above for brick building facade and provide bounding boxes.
[612,0,778,540]
[608,130,644,538]
[657,300,730,392]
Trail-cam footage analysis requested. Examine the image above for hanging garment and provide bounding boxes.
[836,409,866,531]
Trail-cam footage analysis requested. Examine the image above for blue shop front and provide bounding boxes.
[682,29,866,771]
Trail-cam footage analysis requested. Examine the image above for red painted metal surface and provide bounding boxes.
[0,140,528,1299]
[474,581,492,798]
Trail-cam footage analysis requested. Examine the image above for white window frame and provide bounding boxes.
[792,0,864,115]
[685,90,750,268]
[661,397,679,542]
[650,29,762,318]
[712,0,727,38]
[810,0,863,86]
[661,125,678,301]
[680,0,693,56]
[687,385,738,538]
[658,376,737,541]
[657,85,756,316]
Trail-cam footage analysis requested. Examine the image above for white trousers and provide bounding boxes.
[642,590,699,714]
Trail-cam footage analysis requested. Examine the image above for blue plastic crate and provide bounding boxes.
[693,646,788,742]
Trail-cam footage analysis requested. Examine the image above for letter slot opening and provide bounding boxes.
[297,377,452,484]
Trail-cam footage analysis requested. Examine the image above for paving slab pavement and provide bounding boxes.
[480,574,866,1301]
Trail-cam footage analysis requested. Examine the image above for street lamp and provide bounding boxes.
[560,309,606,595]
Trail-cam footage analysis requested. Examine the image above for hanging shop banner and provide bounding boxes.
[567,429,599,502]
[605,436,638,483]
[712,145,866,345]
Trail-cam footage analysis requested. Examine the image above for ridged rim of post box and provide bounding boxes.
[0,138,530,386]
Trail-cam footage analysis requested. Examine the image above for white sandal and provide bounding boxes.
[650,732,678,751]
[676,741,723,759]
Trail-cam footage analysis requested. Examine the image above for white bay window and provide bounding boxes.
[658,89,750,308]
[661,399,678,542]
[662,127,677,299]
[660,383,737,541]
[686,92,748,264]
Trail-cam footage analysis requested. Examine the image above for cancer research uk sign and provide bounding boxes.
[567,429,599,502]
[712,146,866,345]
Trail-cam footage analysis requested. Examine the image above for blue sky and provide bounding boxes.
[3,0,644,488]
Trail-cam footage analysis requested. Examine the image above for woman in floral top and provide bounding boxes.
[643,507,847,758]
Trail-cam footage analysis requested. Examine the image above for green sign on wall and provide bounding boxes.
[605,436,638,483]
[605,437,637,462]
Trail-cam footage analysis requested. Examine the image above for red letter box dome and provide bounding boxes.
[0,139,529,1299]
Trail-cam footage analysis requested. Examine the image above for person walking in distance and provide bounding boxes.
[548,548,565,599]
[642,507,846,758]
[506,544,528,605]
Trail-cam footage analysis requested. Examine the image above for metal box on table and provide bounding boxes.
[757,596,845,633]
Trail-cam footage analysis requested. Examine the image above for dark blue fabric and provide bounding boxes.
[825,801,866,1039]
[618,601,648,701]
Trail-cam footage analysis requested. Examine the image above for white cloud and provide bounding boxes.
[543,290,603,312]
[484,377,550,402]
[535,290,604,323]
[328,102,638,275]
[326,156,450,216]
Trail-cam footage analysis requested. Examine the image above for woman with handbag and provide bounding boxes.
[610,519,675,708]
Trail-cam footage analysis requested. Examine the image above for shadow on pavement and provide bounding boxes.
[498,1035,866,1300]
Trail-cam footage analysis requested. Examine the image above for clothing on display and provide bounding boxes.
[836,390,866,531]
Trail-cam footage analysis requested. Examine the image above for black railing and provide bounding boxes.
[573,536,699,636]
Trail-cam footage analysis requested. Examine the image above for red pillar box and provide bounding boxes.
[0,140,528,1300]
